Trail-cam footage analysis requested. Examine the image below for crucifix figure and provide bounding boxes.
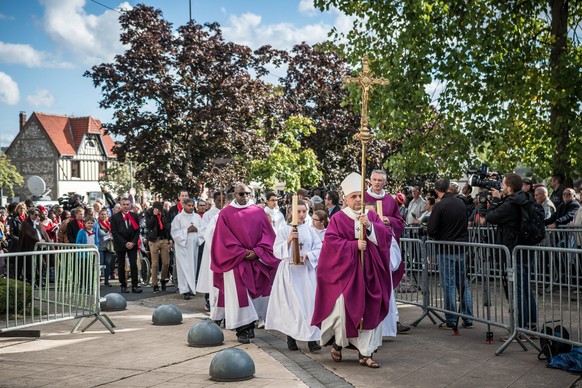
[343,53,388,331]
[344,54,389,143]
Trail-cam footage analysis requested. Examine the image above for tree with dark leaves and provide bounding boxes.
[85,5,285,198]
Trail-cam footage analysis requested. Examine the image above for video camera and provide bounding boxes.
[467,164,502,191]
[57,192,85,212]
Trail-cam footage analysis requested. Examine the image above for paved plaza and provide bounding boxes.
[0,287,581,387]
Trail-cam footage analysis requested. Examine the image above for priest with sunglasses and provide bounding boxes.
[210,183,279,344]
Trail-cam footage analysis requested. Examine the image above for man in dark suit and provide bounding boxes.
[111,197,142,293]
[325,190,341,217]
[19,207,50,284]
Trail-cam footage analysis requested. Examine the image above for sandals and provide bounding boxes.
[331,343,342,362]
[359,356,380,368]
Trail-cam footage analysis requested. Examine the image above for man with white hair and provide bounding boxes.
[365,169,408,336]
[534,186,556,220]
[312,172,394,368]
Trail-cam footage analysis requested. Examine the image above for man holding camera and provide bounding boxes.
[481,173,537,340]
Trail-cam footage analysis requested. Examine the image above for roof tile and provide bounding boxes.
[33,112,116,157]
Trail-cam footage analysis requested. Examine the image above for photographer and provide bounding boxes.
[427,179,473,330]
[481,173,537,340]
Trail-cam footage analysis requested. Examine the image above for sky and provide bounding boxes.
[0,0,356,148]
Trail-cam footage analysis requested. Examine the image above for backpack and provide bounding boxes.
[518,200,545,245]
[538,324,572,361]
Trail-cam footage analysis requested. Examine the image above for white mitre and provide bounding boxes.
[341,172,362,197]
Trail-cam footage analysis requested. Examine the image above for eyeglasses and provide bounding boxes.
[237,192,251,197]
[312,218,321,222]
[563,193,574,197]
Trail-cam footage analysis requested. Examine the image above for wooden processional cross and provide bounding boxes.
[344,53,388,332]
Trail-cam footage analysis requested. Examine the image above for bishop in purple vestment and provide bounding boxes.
[311,172,393,368]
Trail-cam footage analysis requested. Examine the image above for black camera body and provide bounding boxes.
[58,193,85,211]
[468,164,502,191]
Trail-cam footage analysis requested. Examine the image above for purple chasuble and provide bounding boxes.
[311,210,393,338]
[211,204,278,308]
[364,191,406,287]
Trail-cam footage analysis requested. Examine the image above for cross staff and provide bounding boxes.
[344,53,388,331]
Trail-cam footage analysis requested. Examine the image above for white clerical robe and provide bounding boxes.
[365,188,404,337]
[264,206,286,232]
[171,211,204,295]
[266,223,322,341]
[381,237,403,336]
[197,212,218,295]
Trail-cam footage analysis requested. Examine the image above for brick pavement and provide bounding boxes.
[0,286,581,387]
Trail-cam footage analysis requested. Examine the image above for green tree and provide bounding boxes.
[280,42,398,189]
[315,0,582,181]
[249,116,322,192]
[0,154,24,197]
[98,160,145,198]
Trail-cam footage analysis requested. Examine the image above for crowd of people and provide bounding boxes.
[0,171,581,367]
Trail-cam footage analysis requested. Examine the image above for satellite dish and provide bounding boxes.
[27,176,46,197]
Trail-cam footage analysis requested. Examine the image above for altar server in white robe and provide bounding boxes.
[266,200,322,352]
[171,198,204,300]
[197,193,233,309]
[264,191,286,231]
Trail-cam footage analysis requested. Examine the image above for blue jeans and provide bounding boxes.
[437,253,473,327]
[515,255,537,329]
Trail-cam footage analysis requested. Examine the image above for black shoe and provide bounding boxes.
[308,341,321,352]
[204,296,210,312]
[248,327,255,338]
[132,287,143,293]
[237,334,250,344]
[161,279,167,291]
[153,285,160,293]
[287,336,299,351]
[183,292,191,300]
[104,283,112,288]
[397,321,411,333]
[214,319,223,327]
[120,286,129,293]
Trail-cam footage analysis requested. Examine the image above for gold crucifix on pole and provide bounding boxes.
[343,53,388,332]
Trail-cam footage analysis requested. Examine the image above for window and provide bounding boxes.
[99,162,107,178]
[71,161,81,178]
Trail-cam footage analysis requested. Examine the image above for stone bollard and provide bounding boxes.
[152,304,182,325]
[187,319,224,347]
[209,348,255,382]
[99,293,127,311]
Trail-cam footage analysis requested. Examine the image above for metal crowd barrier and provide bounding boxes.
[395,238,426,324]
[423,240,513,346]
[543,228,582,249]
[396,236,582,357]
[0,244,114,336]
[468,226,497,245]
[497,245,582,356]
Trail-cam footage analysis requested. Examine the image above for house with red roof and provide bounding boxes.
[5,112,117,202]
